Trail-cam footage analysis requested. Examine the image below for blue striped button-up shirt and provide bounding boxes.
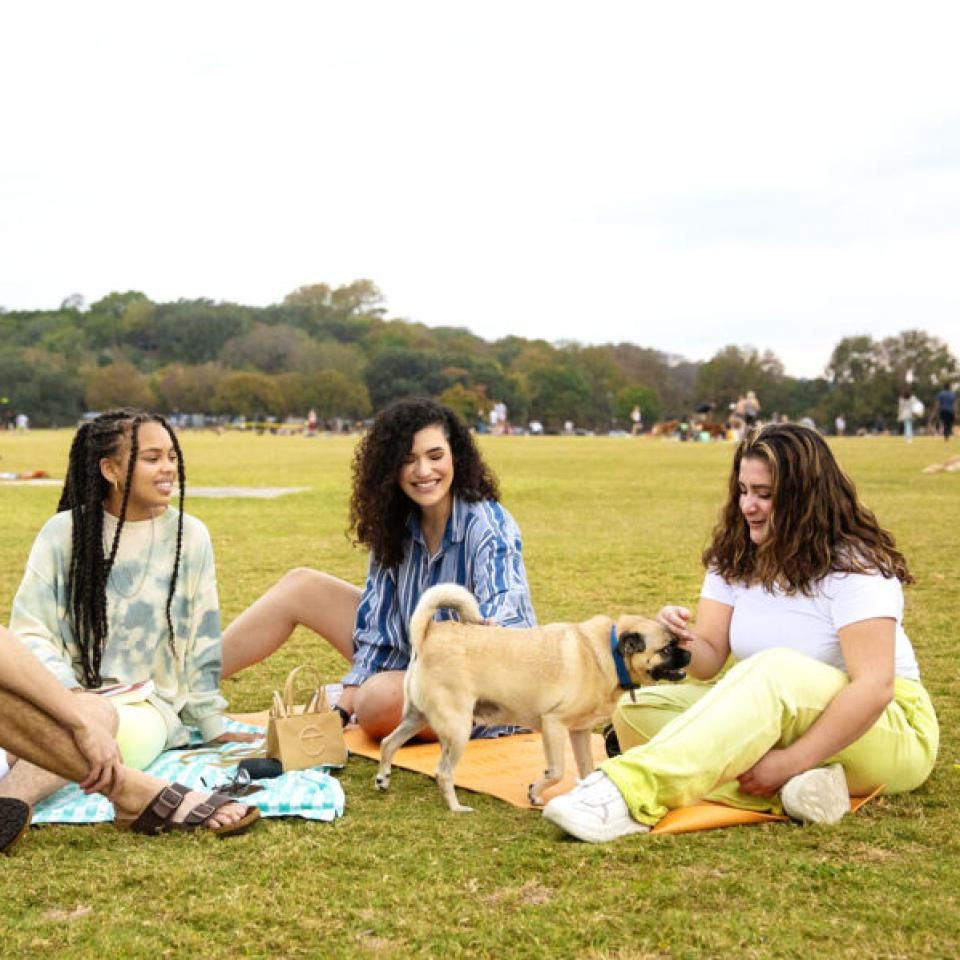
[343,495,536,688]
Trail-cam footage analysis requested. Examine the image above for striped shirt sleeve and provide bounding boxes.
[466,501,536,628]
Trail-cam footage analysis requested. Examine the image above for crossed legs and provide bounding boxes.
[0,686,249,829]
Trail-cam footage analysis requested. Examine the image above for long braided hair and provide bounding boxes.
[57,409,186,687]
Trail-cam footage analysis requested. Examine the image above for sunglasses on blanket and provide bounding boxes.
[201,767,263,798]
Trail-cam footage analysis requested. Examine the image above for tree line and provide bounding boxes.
[1,281,956,432]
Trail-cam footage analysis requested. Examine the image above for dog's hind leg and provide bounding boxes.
[527,716,566,806]
[375,706,429,793]
[569,728,596,780]
[432,715,474,813]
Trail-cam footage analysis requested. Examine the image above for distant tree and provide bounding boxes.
[283,279,384,315]
[211,371,284,418]
[437,383,489,424]
[878,330,958,406]
[281,279,384,341]
[822,335,893,430]
[695,345,785,418]
[88,290,150,319]
[563,345,626,429]
[143,300,252,364]
[220,324,323,374]
[825,335,881,385]
[0,348,84,426]
[364,347,438,408]
[615,384,661,426]
[84,361,157,411]
[527,365,592,430]
[152,362,224,413]
[85,291,153,353]
[820,330,959,431]
[274,370,371,420]
[61,293,85,311]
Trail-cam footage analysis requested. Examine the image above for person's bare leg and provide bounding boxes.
[355,671,437,742]
[221,568,361,678]
[0,692,117,805]
[0,688,247,828]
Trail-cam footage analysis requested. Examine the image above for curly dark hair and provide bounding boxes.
[702,422,912,595]
[57,409,186,687]
[348,397,499,568]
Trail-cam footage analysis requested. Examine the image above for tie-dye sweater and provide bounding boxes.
[10,507,227,746]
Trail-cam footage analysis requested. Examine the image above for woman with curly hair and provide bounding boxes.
[544,422,938,842]
[5,410,256,813]
[222,397,536,738]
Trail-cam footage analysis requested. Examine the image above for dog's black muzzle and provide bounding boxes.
[649,638,691,683]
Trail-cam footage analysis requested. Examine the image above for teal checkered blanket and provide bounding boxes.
[30,719,344,824]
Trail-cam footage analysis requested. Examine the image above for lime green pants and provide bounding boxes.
[602,648,939,827]
[115,701,168,771]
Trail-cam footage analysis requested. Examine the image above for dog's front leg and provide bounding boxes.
[528,716,566,806]
[375,707,428,793]
[569,728,596,780]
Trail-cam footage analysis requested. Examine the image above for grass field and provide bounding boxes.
[1,429,957,959]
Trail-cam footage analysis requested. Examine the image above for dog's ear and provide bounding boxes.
[617,632,647,656]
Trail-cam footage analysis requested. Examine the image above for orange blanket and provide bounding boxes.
[233,713,878,834]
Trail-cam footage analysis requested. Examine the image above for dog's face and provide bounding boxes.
[614,615,691,685]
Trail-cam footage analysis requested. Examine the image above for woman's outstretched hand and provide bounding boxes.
[656,605,696,643]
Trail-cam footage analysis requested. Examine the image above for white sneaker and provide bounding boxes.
[542,771,650,843]
[780,763,850,825]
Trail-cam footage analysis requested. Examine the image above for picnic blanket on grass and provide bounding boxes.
[31,718,344,824]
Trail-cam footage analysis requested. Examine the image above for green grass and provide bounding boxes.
[1,430,958,959]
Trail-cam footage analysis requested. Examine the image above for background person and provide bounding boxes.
[542,423,938,842]
[935,382,956,440]
[6,410,257,809]
[221,397,536,739]
[897,388,919,443]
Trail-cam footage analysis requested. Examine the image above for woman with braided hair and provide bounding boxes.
[4,409,256,812]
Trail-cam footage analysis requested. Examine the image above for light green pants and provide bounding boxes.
[115,701,168,771]
[603,648,939,827]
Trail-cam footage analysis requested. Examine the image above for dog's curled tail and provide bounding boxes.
[409,583,484,653]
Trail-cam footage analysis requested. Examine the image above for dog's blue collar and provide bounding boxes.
[610,624,637,691]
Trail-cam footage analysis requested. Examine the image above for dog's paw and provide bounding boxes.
[527,783,545,807]
[449,802,475,813]
[374,772,391,792]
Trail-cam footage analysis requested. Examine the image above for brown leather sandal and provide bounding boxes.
[117,783,260,837]
[0,797,31,854]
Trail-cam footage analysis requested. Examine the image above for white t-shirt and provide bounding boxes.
[700,568,920,680]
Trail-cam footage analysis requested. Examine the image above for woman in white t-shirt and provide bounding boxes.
[543,422,939,843]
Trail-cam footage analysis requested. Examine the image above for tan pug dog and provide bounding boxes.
[375,583,691,813]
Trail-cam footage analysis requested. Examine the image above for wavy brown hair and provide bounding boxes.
[348,397,499,568]
[702,422,912,595]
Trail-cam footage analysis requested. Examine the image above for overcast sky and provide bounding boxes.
[2,2,958,378]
